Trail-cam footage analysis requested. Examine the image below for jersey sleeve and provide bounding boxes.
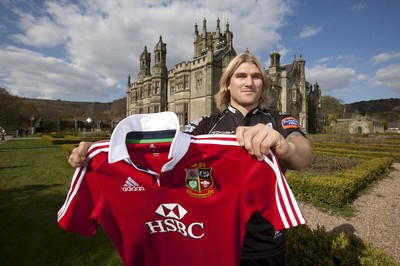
[245,151,306,231]
[57,166,98,237]
[273,112,305,138]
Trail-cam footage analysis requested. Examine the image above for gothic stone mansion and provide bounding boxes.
[126,18,321,133]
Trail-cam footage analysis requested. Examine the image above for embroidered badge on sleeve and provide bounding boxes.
[281,117,300,129]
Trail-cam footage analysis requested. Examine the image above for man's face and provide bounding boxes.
[229,62,264,111]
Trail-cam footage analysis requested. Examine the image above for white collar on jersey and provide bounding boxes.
[228,105,259,115]
[108,112,191,172]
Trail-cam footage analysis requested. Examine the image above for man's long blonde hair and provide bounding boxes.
[215,52,269,111]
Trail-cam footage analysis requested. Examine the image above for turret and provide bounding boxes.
[154,35,167,66]
[194,22,199,41]
[202,18,207,52]
[270,51,281,67]
[225,22,233,47]
[216,17,221,39]
[152,35,167,77]
[298,53,305,79]
[138,46,151,80]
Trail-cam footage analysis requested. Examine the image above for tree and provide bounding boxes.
[0,87,37,130]
[321,96,344,119]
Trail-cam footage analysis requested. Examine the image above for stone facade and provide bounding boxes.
[126,18,321,132]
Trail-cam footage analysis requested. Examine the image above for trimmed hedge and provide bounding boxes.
[286,156,395,207]
[313,141,400,154]
[42,133,110,145]
[312,144,400,160]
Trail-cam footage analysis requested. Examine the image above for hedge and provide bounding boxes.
[286,156,395,207]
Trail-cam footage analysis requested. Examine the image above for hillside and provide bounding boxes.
[344,98,400,123]
[345,98,400,114]
[22,98,126,122]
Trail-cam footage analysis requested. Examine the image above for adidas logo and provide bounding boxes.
[122,177,145,192]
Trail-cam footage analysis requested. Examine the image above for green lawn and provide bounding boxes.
[0,138,121,265]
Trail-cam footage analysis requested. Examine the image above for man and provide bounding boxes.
[68,52,313,265]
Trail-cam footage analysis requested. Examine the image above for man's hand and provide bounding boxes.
[236,124,289,160]
[68,142,93,168]
[236,124,312,169]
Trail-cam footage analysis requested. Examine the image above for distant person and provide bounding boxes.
[0,127,5,140]
[68,52,313,265]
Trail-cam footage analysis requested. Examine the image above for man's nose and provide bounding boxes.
[244,75,254,86]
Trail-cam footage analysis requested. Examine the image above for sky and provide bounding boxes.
[0,0,399,104]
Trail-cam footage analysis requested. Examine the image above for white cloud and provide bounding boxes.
[371,51,400,65]
[11,11,67,47]
[298,25,322,39]
[317,57,332,63]
[348,2,366,11]
[357,74,368,81]
[372,64,400,92]
[0,24,7,34]
[0,46,120,101]
[306,65,356,94]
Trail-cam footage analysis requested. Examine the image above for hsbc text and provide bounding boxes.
[145,219,204,239]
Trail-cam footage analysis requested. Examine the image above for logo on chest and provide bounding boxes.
[185,162,214,198]
[145,204,204,239]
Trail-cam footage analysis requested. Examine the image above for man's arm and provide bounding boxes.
[236,124,313,170]
[279,131,313,170]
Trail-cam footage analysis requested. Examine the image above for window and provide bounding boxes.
[184,102,189,125]
[177,78,183,91]
[184,75,189,90]
[196,72,203,88]
[155,81,160,94]
[170,81,175,94]
[176,102,189,126]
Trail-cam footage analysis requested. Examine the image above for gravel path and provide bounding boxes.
[298,162,400,262]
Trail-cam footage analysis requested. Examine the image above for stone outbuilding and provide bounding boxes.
[333,115,384,134]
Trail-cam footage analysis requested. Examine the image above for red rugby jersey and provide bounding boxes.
[57,112,305,266]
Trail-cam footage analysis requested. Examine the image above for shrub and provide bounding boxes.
[286,225,399,265]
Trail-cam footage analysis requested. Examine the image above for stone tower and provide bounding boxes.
[266,52,318,131]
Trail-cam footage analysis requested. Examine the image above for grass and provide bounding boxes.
[0,138,121,266]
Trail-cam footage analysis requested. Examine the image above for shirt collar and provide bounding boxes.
[108,112,191,172]
[228,105,260,115]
